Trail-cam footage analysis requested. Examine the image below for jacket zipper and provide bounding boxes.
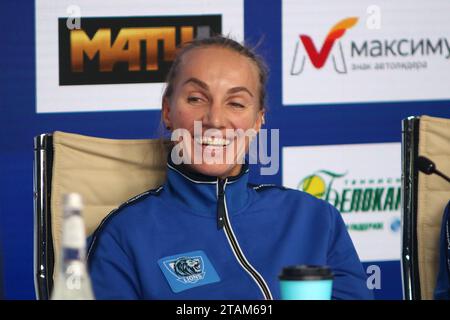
[217,179,273,300]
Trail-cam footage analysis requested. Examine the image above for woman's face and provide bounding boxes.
[163,46,264,178]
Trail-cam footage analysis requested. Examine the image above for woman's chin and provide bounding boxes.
[186,163,241,179]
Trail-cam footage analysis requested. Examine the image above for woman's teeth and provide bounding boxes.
[195,136,231,146]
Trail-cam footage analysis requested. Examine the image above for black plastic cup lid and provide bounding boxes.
[279,265,334,281]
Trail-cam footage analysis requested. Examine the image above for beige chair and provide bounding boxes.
[401,115,450,300]
[33,131,169,300]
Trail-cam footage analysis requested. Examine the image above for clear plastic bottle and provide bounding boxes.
[51,193,95,300]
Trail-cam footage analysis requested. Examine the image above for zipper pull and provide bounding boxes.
[217,179,226,230]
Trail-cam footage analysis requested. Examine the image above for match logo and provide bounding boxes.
[58,15,221,85]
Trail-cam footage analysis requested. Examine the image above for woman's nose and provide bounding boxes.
[203,102,226,129]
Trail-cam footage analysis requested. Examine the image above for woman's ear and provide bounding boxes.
[162,97,172,130]
[254,110,265,133]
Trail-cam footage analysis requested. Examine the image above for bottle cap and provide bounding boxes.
[63,193,83,211]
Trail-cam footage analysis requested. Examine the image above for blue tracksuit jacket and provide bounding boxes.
[88,159,373,300]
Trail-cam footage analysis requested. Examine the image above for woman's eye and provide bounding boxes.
[229,102,245,108]
[187,96,203,104]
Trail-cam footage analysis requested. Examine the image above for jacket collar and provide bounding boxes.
[163,156,251,217]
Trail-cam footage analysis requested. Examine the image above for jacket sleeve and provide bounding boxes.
[326,205,374,300]
[88,229,140,300]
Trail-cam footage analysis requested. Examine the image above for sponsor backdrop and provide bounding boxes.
[36,0,243,112]
[0,0,449,299]
[283,143,402,262]
[283,0,450,105]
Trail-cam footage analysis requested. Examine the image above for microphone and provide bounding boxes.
[417,156,450,184]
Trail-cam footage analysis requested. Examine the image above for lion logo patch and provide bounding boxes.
[165,256,205,283]
[158,250,220,293]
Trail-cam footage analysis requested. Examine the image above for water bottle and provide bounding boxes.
[51,193,95,300]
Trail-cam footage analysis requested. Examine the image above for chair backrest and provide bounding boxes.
[33,131,169,300]
[401,115,450,300]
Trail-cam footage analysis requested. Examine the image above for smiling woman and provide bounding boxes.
[161,38,266,178]
[87,35,373,300]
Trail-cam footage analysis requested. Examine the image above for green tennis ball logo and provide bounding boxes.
[300,175,326,198]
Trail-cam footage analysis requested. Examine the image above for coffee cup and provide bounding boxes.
[279,265,333,300]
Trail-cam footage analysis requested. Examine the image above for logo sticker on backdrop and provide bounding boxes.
[292,17,358,74]
[35,0,244,113]
[282,0,450,105]
[58,16,221,86]
[282,143,401,262]
[158,250,220,293]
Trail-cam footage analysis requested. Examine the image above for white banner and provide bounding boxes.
[36,0,244,113]
[282,143,401,262]
[282,0,450,105]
